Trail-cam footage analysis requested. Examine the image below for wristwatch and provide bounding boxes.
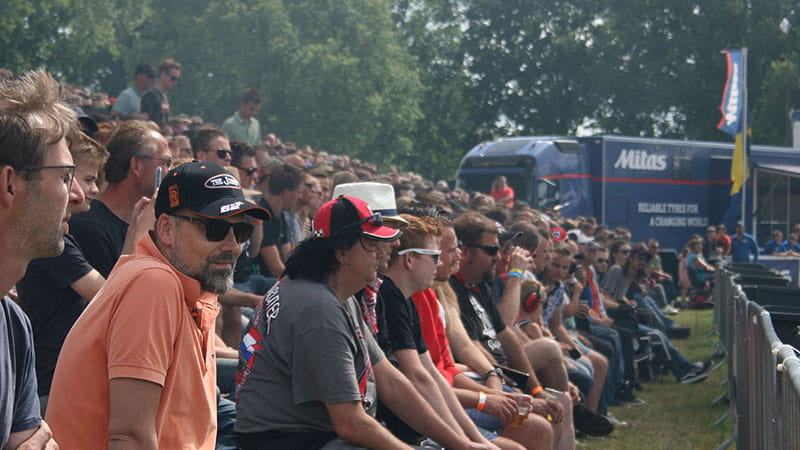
[484,368,503,383]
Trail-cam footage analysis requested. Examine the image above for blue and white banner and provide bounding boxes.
[717,50,744,138]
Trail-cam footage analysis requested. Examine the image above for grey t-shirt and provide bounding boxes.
[599,265,631,303]
[236,277,384,434]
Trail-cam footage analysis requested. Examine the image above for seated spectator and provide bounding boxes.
[1,68,83,450]
[17,132,108,413]
[236,196,493,449]
[763,229,789,255]
[686,239,715,286]
[47,162,270,448]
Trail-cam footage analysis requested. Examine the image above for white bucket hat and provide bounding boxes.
[332,182,408,224]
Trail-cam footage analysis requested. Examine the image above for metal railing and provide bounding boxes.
[714,267,800,450]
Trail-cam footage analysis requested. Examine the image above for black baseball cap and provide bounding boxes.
[155,161,270,220]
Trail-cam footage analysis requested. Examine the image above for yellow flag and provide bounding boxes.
[730,129,750,195]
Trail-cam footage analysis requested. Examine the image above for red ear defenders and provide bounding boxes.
[523,291,541,312]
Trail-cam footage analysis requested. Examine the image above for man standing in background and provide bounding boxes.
[111,64,157,119]
[141,59,181,126]
[222,89,262,146]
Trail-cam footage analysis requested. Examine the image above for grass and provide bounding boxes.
[580,308,735,449]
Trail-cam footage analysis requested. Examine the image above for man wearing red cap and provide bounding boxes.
[237,196,497,450]
[47,161,269,449]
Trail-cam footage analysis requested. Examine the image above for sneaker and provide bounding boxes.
[679,366,710,384]
[614,383,645,405]
[666,326,691,339]
[618,395,646,406]
[605,412,628,427]
[693,360,711,375]
[662,305,679,315]
[573,404,615,436]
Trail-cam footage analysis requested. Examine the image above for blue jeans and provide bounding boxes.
[216,395,237,450]
[217,358,238,396]
[633,293,676,329]
[234,274,276,296]
[638,325,693,379]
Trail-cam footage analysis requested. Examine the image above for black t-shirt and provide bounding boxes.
[69,199,127,277]
[17,234,93,396]
[376,274,428,358]
[140,87,168,125]
[256,198,286,276]
[375,274,428,444]
[449,275,508,365]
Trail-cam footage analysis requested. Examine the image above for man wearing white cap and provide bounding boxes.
[332,182,406,335]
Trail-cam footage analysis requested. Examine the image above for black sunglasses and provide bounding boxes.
[210,148,232,159]
[170,214,253,243]
[170,75,180,82]
[596,258,609,263]
[464,244,500,256]
[238,167,258,176]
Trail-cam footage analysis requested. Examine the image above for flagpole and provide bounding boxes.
[741,47,748,226]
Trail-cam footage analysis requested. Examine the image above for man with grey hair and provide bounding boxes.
[1,68,85,449]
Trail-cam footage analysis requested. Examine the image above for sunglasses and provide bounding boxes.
[238,167,258,176]
[397,248,442,264]
[617,249,631,254]
[170,75,180,82]
[170,214,253,243]
[464,244,500,256]
[209,148,232,159]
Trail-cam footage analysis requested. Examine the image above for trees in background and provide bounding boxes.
[1,0,798,180]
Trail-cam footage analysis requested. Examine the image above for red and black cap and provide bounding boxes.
[312,195,400,241]
[155,161,270,220]
[551,227,568,242]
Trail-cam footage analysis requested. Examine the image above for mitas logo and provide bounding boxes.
[204,174,241,189]
[613,149,667,171]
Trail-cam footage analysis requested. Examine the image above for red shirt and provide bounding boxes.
[489,186,515,206]
[411,288,461,385]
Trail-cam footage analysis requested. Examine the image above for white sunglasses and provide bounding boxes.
[397,248,442,264]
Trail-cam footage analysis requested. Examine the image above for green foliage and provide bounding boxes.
[3,0,800,180]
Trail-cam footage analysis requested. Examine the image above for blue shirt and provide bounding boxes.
[1,296,41,447]
[730,233,759,262]
[763,239,789,255]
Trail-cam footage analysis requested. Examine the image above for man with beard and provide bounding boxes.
[46,161,269,448]
[1,68,85,450]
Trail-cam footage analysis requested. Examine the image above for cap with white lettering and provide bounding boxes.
[154,161,270,220]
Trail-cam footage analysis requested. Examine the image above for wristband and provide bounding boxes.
[508,269,524,278]
[529,385,544,397]
[484,368,503,383]
[476,392,487,411]
[569,348,582,360]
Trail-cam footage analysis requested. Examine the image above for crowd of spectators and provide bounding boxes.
[2,63,740,450]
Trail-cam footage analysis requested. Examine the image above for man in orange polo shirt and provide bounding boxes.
[46,161,269,449]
